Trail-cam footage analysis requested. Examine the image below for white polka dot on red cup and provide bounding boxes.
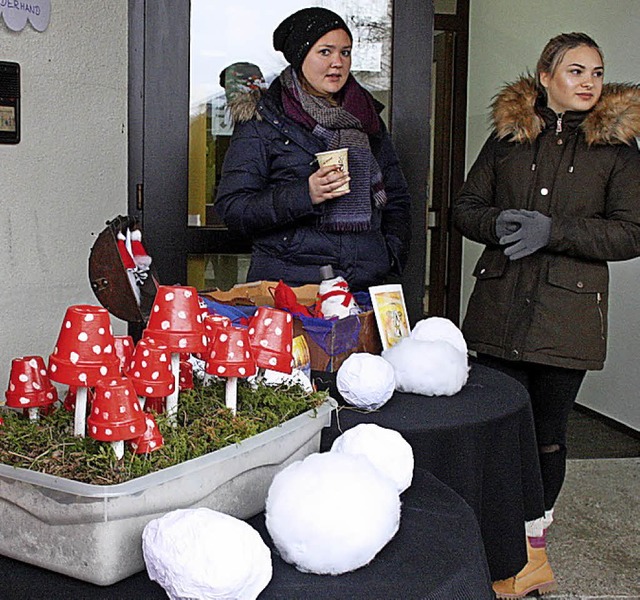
[78,332,88,342]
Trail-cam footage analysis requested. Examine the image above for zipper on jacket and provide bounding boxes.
[597,292,605,340]
[555,113,564,134]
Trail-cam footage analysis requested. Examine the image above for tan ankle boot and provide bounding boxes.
[492,537,557,598]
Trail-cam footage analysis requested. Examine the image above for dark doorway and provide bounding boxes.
[129,0,435,324]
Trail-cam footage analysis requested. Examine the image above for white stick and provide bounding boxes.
[112,440,125,460]
[74,386,88,437]
[166,352,180,425]
[27,407,39,422]
[225,377,238,416]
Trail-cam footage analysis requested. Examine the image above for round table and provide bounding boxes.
[249,467,493,599]
[319,361,545,581]
[0,469,493,599]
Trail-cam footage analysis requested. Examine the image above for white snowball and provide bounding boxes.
[383,337,469,396]
[265,452,400,575]
[142,508,272,600]
[411,316,468,355]
[331,423,414,493]
[336,353,396,410]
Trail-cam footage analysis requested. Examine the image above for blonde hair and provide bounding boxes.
[536,32,604,96]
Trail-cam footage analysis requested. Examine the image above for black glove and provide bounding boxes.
[500,210,552,261]
[495,209,523,239]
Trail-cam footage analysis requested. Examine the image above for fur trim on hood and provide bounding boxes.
[491,76,640,146]
[227,89,263,124]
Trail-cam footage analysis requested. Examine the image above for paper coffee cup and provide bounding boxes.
[315,148,349,193]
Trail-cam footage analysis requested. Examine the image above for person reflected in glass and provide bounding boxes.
[454,32,640,598]
[215,7,411,291]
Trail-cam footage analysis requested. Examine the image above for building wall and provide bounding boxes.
[0,2,128,391]
[464,0,640,429]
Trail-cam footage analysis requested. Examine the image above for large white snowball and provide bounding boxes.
[336,353,396,410]
[142,508,272,600]
[265,452,400,575]
[331,423,414,493]
[411,316,468,355]
[383,337,469,396]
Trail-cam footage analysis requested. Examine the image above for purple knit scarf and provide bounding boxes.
[280,67,387,231]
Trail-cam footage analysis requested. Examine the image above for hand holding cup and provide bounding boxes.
[309,148,350,205]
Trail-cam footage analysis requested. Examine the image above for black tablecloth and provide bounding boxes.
[319,361,545,581]
[0,469,493,600]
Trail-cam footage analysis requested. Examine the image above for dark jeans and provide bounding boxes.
[474,354,586,511]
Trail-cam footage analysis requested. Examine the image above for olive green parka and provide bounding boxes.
[454,77,640,370]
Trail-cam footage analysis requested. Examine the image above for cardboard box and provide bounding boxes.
[202,281,382,372]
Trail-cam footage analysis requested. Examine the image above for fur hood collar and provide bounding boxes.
[492,76,640,145]
[227,88,264,124]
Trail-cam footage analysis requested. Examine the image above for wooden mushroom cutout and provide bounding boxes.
[5,356,58,421]
[87,376,146,460]
[126,337,174,413]
[143,286,207,422]
[248,306,294,378]
[205,326,256,415]
[48,305,121,436]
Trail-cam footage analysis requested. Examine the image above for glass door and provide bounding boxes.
[129,0,432,322]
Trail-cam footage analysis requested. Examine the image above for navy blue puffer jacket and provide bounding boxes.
[215,78,411,291]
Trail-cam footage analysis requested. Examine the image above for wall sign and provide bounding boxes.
[1,0,51,32]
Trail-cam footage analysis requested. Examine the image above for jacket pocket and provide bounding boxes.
[547,259,608,294]
[472,248,509,279]
[533,258,609,362]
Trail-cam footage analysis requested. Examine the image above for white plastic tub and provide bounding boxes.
[0,399,335,585]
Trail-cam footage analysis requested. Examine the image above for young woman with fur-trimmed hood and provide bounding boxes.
[454,32,640,598]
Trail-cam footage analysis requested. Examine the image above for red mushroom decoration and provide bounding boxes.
[179,360,194,391]
[129,413,164,455]
[205,326,256,415]
[87,376,146,459]
[126,338,175,413]
[62,386,96,412]
[201,314,231,384]
[113,335,135,373]
[5,356,58,421]
[48,305,121,436]
[144,286,207,421]
[248,306,294,375]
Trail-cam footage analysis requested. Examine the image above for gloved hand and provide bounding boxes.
[499,210,552,260]
[495,209,523,239]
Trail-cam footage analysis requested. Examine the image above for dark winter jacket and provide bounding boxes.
[454,77,640,370]
[214,78,411,291]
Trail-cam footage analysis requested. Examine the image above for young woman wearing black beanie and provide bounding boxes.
[215,7,411,292]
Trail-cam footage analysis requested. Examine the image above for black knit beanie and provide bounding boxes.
[273,7,352,72]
